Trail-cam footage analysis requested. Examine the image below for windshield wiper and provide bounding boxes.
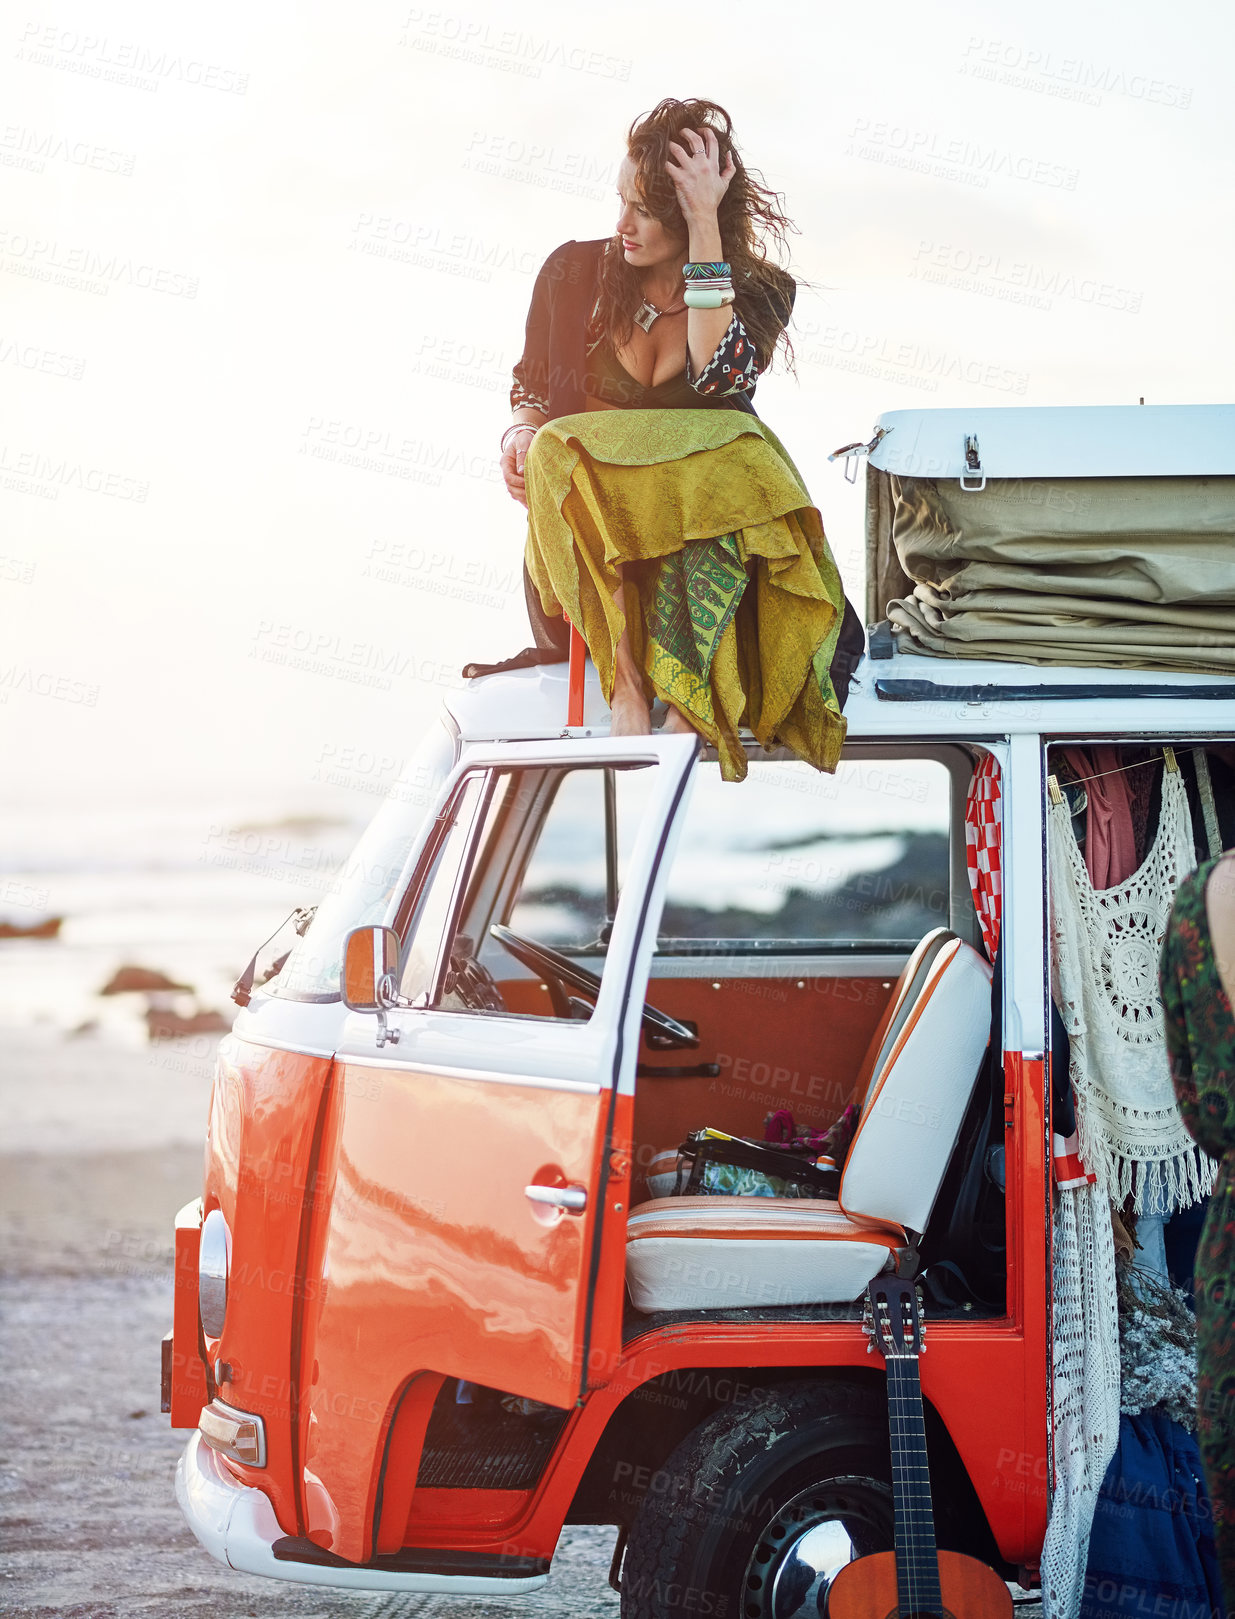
[231,906,317,1007]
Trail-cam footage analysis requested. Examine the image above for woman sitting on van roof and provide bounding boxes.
[499,97,858,783]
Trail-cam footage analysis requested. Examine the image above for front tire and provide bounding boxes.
[619,1379,894,1619]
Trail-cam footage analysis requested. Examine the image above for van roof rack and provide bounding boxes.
[864,402,1235,479]
[875,678,1235,704]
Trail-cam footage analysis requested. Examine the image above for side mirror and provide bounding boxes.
[342,927,403,1045]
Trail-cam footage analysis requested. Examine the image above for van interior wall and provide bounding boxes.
[497,973,896,1201]
[627,973,894,1201]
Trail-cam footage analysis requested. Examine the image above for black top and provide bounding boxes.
[510,238,796,421]
[585,339,706,411]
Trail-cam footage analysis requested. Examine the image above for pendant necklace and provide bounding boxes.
[633,293,686,333]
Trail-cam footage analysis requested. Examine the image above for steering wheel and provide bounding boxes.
[489,924,699,1050]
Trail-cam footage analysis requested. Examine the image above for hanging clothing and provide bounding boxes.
[1041,1179,1122,1619]
[964,752,1002,960]
[1079,1411,1224,1619]
[1061,745,1138,889]
[1159,857,1235,1608]
[523,408,848,783]
[1049,766,1213,1216]
[1052,1002,1097,1191]
[1125,752,1161,870]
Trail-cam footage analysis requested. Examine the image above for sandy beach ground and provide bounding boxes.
[0,1023,623,1618]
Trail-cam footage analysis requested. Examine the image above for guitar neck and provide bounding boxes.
[887,1357,943,1616]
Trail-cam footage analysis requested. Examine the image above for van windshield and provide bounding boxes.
[262,720,456,1002]
[657,756,952,951]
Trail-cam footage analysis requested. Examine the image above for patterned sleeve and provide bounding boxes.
[686,312,761,398]
[510,373,548,414]
[509,250,558,415]
[685,270,795,399]
[1160,895,1201,1141]
[1159,871,1234,1162]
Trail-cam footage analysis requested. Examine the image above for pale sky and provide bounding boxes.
[3,0,1233,819]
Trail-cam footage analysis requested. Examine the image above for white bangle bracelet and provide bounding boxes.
[501,424,539,454]
[684,287,735,309]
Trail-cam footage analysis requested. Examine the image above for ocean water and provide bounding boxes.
[0,803,367,1038]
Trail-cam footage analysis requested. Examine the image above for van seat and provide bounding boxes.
[639,927,958,1205]
[625,936,993,1310]
[626,1199,906,1311]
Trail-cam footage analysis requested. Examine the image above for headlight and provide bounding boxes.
[199,1208,231,1339]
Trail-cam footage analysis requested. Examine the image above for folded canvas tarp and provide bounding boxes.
[868,471,1235,672]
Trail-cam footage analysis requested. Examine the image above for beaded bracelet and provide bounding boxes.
[684,260,730,280]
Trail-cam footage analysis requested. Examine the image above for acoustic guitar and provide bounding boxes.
[826,1277,1013,1619]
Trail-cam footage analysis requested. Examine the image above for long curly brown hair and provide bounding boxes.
[594,98,797,372]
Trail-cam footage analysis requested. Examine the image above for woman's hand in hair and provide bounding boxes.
[665,126,735,223]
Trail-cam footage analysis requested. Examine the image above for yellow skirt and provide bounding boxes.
[523,409,848,783]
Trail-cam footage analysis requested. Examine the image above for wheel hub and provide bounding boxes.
[740,1476,894,1619]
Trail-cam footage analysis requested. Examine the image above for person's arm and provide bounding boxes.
[682,214,735,381]
[500,408,546,509]
[683,272,793,399]
[503,248,562,506]
[1159,877,1231,1162]
[666,128,737,379]
[685,309,759,399]
[668,129,794,399]
[1160,903,1201,1140]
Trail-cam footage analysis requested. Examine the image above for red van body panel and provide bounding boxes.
[403,1050,1045,1569]
[168,1202,208,1427]
[291,1066,635,1562]
[198,1038,335,1537]
[176,1034,1049,1571]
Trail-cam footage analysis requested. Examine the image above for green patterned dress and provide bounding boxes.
[523,409,848,783]
[1159,856,1235,1605]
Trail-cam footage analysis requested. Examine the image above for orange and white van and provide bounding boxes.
[164,403,1235,1615]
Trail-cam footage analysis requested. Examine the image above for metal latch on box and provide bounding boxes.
[828,425,891,483]
[960,433,986,492]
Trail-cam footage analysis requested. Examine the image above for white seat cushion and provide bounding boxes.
[856,927,957,1096]
[625,1197,904,1311]
[840,939,992,1233]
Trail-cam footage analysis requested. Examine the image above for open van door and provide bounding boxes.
[299,733,698,1548]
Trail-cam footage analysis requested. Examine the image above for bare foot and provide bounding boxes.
[610,687,652,735]
[661,704,701,737]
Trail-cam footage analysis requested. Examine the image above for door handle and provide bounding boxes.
[524,1183,587,1214]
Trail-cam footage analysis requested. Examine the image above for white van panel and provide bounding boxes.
[867,402,1235,478]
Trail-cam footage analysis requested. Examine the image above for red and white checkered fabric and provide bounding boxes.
[966,753,1094,1186]
[1053,1129,1097,1188]
[965,753,1003,962]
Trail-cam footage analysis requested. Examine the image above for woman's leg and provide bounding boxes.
[661,703,702,736]
[607,565,701,739]
[608,573,652,736]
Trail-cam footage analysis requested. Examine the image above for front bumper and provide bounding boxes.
[175,1432,550,1595]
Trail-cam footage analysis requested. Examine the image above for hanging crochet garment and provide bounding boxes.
[1048,768,1213,1215]
[1041,1180,1122,1619]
